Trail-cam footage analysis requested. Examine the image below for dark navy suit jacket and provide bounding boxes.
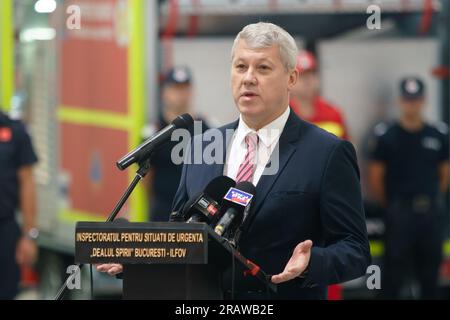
[172,110,371,299]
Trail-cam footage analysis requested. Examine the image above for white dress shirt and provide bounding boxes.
[224,107,291,186]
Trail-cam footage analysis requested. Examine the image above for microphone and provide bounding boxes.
[182,176,236,225]
[214,181,256,237]
[169,211,184,222]
[116,113,194,170]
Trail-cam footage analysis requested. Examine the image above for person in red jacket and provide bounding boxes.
[290,50,349,140]
[291,50,350,300]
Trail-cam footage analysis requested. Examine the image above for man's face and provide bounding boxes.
[162,83,192,113]
[231,40,297,128]
[398,97,425,118]
[292,70,319,100]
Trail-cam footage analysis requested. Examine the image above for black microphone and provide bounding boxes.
[182,176,236,225]
[169,211,184,222]
[116,113,194,170]
[214,181,256,237]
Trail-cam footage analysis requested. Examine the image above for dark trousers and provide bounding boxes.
[381,199,443,299]
[0,218,21,299]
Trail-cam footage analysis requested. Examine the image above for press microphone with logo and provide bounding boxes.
[214,181,256,237]
[182,176,236,225]
[116,113,194,171]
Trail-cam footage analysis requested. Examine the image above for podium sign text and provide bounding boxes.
[75,222,208,264]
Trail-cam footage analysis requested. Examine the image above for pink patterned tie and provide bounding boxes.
[236,132,259,183]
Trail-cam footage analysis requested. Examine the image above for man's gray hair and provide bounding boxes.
[231,22,298,71]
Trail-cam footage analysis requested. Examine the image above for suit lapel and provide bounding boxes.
[240,111,303,232]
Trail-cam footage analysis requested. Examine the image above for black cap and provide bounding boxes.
[400,77,425,100]
[163,66,192,85]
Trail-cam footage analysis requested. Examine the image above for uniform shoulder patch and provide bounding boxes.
[435,122,449,135]
[374,122,390,137]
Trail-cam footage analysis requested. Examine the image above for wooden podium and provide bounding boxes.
[75,222,275,300]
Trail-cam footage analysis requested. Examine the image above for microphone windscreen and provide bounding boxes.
[181,191,202,217]
[204,176,236,200]
[234,181,256,196]
[172,113,194,129]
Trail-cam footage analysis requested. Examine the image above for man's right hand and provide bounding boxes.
[96,263,123,276]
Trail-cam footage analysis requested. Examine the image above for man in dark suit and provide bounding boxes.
[98,22,370,300]
[171,22,370,299]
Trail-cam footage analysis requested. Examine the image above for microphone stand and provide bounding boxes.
[54,158,152,300]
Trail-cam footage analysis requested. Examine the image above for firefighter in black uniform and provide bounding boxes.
[0,110,38,299]
[368,77,449,299]
[142,66,210,222]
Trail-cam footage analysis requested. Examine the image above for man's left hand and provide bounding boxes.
[271,240,312,284]
[16,237,38,266]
